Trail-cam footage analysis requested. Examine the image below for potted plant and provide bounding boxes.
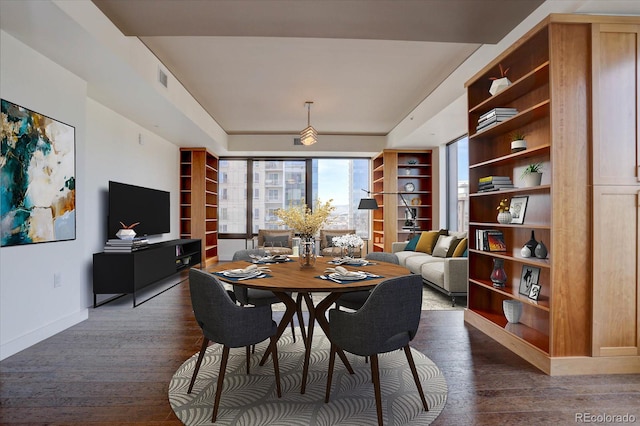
[521,163,543,187]
[496,198,512,224]
[489,63,511,96]
[510,130,527,153]
[116,221,139,240]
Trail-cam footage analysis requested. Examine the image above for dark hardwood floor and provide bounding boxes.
[1,275,639,425]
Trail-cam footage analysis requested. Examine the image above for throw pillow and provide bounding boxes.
[415,230,447,254]
[264,234,289,247]
[404,234,421,251]
[452,238,468,257]
[446,237,463,257]
[432,235,456,258]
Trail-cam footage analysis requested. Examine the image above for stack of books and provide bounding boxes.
[103,238,149,253]
[478,176,514,192]
[476,108,518,131]
[476,229,507,252]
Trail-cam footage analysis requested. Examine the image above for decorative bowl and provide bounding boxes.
[503,300,523,323]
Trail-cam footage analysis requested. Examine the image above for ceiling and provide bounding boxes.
[91,0,545,138]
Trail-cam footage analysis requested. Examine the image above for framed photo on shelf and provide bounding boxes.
[509,196,529,224]
[519,265,540,296]
[528,283,542,301]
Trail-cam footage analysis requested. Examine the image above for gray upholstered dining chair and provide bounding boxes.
[334,251,400,311]
[231,249,299,343]
[187,268,281,423]
[325,274,428,426]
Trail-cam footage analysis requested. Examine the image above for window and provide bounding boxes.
[218,158,370,238]
[218,160,247,234]
[312,159,370,238]
[446,136,469,232]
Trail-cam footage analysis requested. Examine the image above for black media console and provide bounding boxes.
[93,238,202,307]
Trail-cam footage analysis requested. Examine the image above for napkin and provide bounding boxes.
[331,266,364,277]
[227,264,270,274]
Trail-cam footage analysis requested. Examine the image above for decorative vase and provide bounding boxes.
[524,230,537,253]
[490,258,507,288]
[520,246,532,258]
[298,238,316,268]
[503,300,523,323]
[344,246,356,258]
[489,77,511,95]
[497,211,512,224]
[116,229,136,240]
[522,172,542,187]
[534,240,548,259]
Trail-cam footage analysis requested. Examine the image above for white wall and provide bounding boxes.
[0,31,181,360]
[0,31,88,360]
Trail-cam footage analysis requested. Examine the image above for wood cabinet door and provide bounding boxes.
[592,186,640,357]
[592,24,640,186]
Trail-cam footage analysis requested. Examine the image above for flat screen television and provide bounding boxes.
[108,181,170,238]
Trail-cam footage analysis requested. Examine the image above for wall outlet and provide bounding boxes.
[54,273,62,288]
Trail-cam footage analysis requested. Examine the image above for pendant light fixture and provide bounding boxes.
[300,101,318,146]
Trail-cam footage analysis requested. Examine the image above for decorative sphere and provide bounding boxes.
[521,246,532,258]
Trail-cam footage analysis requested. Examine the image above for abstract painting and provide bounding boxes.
[1,99,75,246]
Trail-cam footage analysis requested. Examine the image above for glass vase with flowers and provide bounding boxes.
[275,199,334,268]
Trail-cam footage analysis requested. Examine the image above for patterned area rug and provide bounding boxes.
[169,329,447,425]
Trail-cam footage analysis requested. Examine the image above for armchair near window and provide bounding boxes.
[319,229,361,257]
[256,229,294,255]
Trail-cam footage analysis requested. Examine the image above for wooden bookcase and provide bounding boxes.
[180,148,219,265]
[464,14,640,375]
[370,150,432,252]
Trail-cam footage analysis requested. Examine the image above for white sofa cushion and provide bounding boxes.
[404,253,442,274]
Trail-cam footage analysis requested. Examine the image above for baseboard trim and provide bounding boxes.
[0,309,88,361]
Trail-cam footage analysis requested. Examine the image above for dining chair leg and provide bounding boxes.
[370,354,384,426]
[324,343,337,403]
[270,335,282,398]
[187,337,209,394]
[212,345,230,423]
[404,345,429,411]
[246,346,251,375]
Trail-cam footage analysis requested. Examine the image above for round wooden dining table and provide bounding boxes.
[208,256,412,394]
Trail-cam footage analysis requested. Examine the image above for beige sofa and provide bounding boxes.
[392,230,468,306]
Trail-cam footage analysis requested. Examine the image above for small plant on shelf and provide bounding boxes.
[510,130,527,152]
[489,63,511,95]
[489,63,510,81]
[496,198,510,213]
[496,198,512,224]
[521,163,543,177]
[521,163,543,187]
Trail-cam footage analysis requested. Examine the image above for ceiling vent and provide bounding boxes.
[158,67,168,88]
[293,137,302,145]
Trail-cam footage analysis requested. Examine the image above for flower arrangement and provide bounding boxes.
[275,199,334,239]
[496,198,510,213]
[332,233,364,249]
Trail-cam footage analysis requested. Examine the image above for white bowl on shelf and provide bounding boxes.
[503,300,523,324]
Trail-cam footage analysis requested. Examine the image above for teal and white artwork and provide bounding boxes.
[1,99,75,246]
